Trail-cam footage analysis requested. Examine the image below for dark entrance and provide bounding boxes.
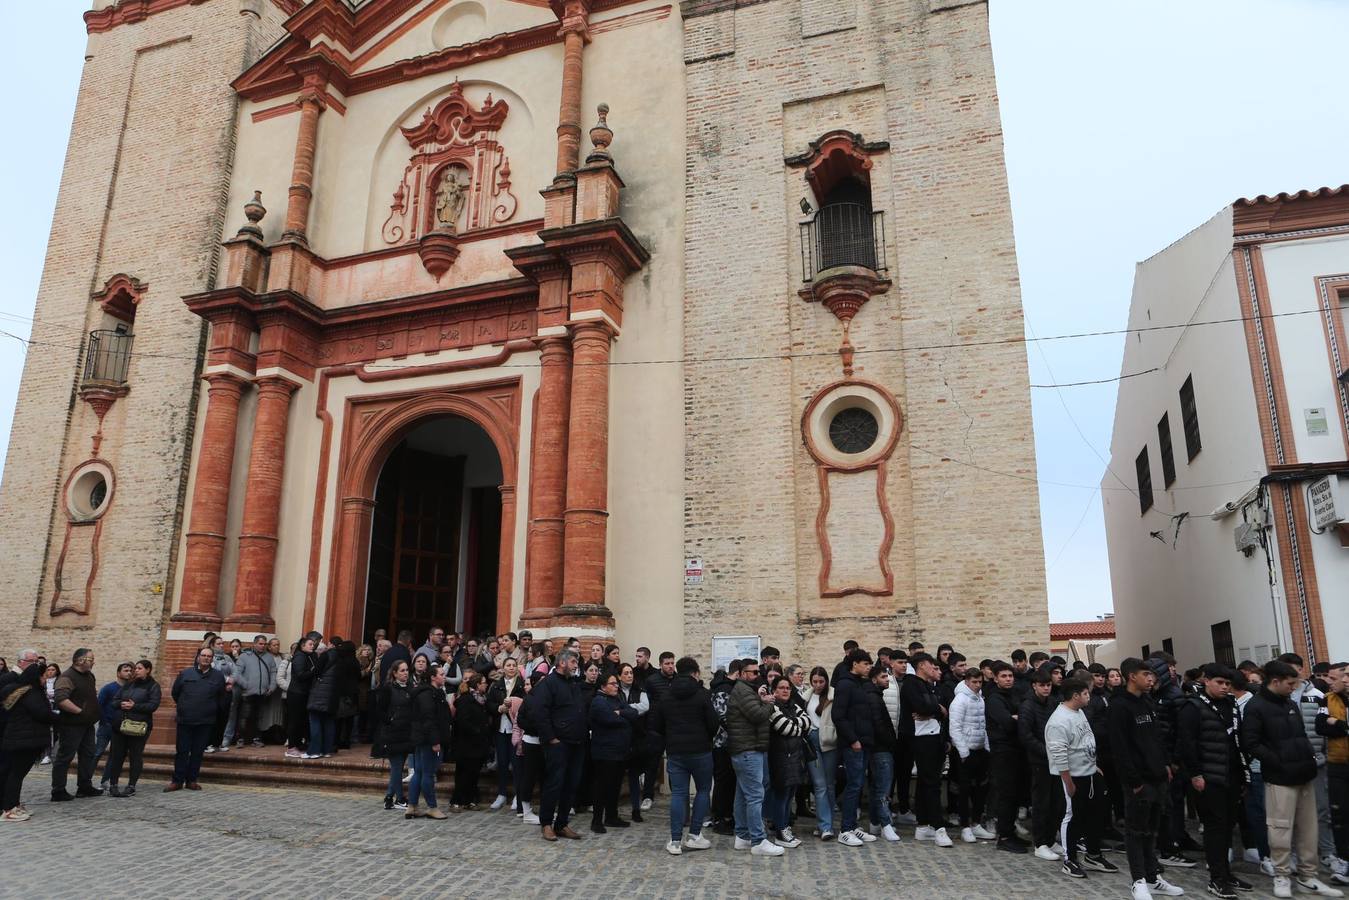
[362,416,502,644]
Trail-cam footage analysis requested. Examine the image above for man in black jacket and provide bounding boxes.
[1019,666,1062,859]
[1243,659,1343,898]
[642,651,678,808]
[902,652,951,846]
[533,650,587,841]
[1109,657,1185,898]
[986,660,1027,853]
[649,656,720,853]
[709,661,740,834]
[832,648,875,846]
[1176,664,1249,898]
[166,647,228,792]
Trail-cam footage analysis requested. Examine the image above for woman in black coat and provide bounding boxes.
[617,663,649,822]
[377,659,415,809]
[286,637,317,756]
[589,673,640,834]
[305,646,340,758]
[106,660,162,797]
[333,642,361,750]
[451,673,491,809]
[1,664,59,820]
[405,665,450,820]
[575,661,603,812]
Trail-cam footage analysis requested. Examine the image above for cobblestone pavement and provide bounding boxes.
[2,777,1284,899]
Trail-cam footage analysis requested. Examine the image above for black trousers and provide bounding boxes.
[51,722,96,792]
[957,749,990,827]
[911,735,946,828]
[285,692,309,749]
[712,747,736,821]
[1194,781,1239,881]
[539,741,584,830]
[893,737,914,813]
[642,748,663,801]
[1,747,41,811]
[1061,773,1105,861]
[238,695,263,744]
[1124,780,1167,883]
[1100,756,1126,823]
[452,757,484,806]
[946,748,963,814]
[989,749,1023,839]
[1330,764,1349,859]
[1030,761,1065,847]
[518,742,543,808]
[592,759,625,825]
[105,731,148,787]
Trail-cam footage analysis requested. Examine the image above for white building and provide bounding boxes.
[1104,186,1349,667]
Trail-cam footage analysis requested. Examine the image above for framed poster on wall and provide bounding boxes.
[712,635,761,673]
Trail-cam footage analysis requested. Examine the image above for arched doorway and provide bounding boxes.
[363,416,502,643]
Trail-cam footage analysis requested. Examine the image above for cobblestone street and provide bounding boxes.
[1,777,1282,899]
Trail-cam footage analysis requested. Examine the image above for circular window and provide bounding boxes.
[65,462,114,521]
[829,407,879,454]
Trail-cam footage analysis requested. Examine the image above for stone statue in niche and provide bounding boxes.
[434,167,468,232]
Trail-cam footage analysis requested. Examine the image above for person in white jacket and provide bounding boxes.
[949,669,996,844]
[1045,674,1119,881]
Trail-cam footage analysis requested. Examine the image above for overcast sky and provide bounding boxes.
[1,1,1346,624]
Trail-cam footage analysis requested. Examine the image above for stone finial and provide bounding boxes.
[587,103,613,164]
[239,191,266,239]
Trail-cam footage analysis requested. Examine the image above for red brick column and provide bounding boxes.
[282,89,324,243]
[226,374,299,631]
[174,371,246,625]
[554,1,591,176]
[496,484,517,635]
[561,321,614,612]
[522,335,572,627]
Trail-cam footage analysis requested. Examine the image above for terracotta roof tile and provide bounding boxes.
[1049,620,1116,640]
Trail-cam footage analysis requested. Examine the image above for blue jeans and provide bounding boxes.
[1246,770,1270,857]
[307,713,336,756]
[731,750,770,844]
[495,730,514,797]
[667,752,713,842]
[387,752,407,803]
[840,746,868,832]
[540,741,584,829]
[765,783,792,833]
[868,750,894,828]
[806,735,836,835]
[409,744,439,808]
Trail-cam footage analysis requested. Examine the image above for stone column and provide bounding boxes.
[522,335,572,627]
[174,371,247,625]
[282,89,324,243]
[496,484,517,636]
[560,321,613,613]
[226,375,299,630]
[554,1,591,176]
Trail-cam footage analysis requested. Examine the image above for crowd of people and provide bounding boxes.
[2,629,1348,900]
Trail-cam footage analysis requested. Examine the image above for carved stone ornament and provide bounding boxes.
[382,81,519,247]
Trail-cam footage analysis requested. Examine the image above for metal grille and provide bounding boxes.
[83,330,133,385]
[800,204,886,282]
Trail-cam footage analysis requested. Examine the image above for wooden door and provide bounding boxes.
[390,450,465,643]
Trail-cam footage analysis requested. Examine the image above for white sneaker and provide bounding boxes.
[867,823,881,836]
[960,827,977,843]
[751,839,785,856]
[893,810,918,826]
[666,840,683,855]
[490,794,508,811]
[1015,822,1032,841]
[774,828,802,848]
[1243,848,1261,864]
[856,828,877,842]
[882,824,901,842]
[734,836,753,851]
[914,825,937,841]
[1151,876,1185,896]
[1050,842,1064,855]
[217,744,230,753]
[1326,859,1349,878]
[1035,844,1060,861]
[1273,877,1292,899]
[1263,859,1278,878]
[403,769,414,784]
[640,798,653,811]
[934,827,954,848]
[837,830,864,847]
[1298,878,1345,897]
[683,833,711,851]
[1133,880,1156,900]
[522,813,541,825]
[972,823,997,840]
[204,746,217,754]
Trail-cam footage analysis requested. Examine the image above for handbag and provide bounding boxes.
[119,717,149,738]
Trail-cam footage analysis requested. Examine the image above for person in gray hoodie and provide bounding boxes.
[227,636,278,748]
[1046,674,1117,880]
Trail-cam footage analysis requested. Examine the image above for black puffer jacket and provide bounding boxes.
[306,649,340,714]
[112,677,162,735]
[589,692,639,762]
[0,667,58,751]
[831,672,873,749]
[532,671,587,745]
[1146,657,1183,765]
[1242,687,1316,786]
[378,680,415,756]
[1018,692,1058,762]
[289,650,317,697]
[899,674,946,739]
[649,675,718,755]
[645,670,676,709]
[867,681,897,752]
[409,683,451,749]
[985,685,1021,753]
[1086,688,1112,759]
[1177,694,1240,787]
[451,691,490,762]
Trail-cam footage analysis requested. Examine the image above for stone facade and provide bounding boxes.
[0,0,1046,683]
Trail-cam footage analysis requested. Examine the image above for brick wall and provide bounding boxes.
[0,3,285,692]
[681,0,1049,664]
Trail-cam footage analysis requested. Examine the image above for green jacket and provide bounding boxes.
[725,679,773,754]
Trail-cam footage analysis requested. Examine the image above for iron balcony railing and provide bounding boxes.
[800,204,886,282]
[83,330,133,386]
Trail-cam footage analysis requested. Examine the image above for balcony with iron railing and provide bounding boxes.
[800,203,886,282]
[82,329,133,388]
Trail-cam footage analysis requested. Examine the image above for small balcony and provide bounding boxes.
[800,203,886,282]
[82,329,133,388]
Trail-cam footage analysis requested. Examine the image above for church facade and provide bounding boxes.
[0,0,1048,679]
